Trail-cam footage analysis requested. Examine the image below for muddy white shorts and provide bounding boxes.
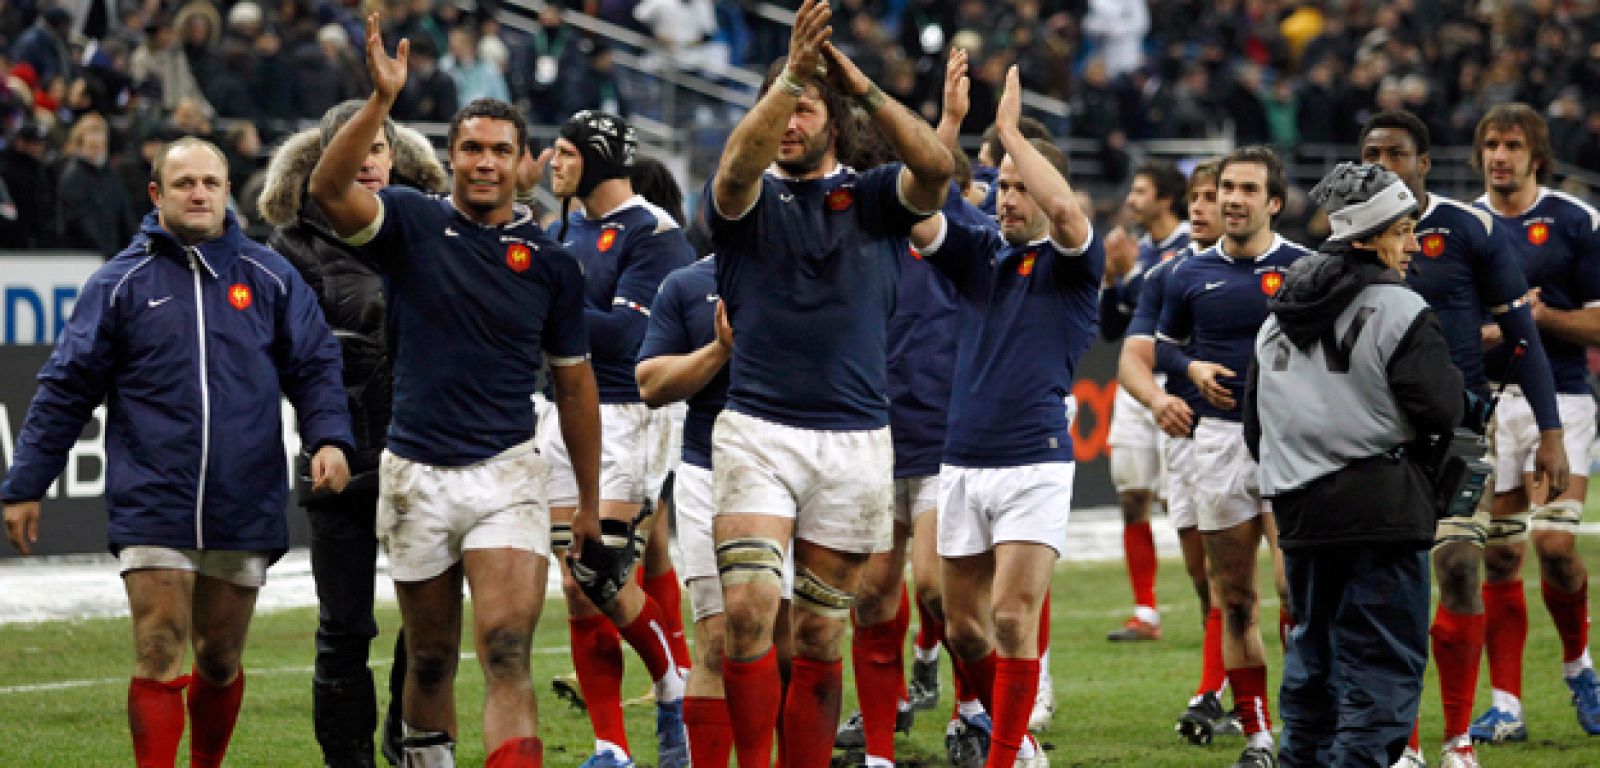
[118,547,270,588]
[893,475,940,526]
[377,439,549,582]
[1492,388,1596,492]
[711,410,894,554]
[1165,435,1198,530]
[541,400,654,507]
[1193,418,1263,532]
[937,462,1075,558]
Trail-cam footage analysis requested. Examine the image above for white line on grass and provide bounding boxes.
[0,647,574,696]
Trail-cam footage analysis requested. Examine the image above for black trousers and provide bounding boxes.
[307,488,404,762]
[1279,545,1430,768]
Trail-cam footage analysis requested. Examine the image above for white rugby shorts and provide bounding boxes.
[1165,435,1198,530]
[541,401,654,507]
[1192,418,1263,532]
[1492,388,1596,492]
[645,402,687,501]
[676,462,795,621]
[711,410,894,554]
[937,462,1075,558]
[377,439,550,583]
[118,546,270,588]
[893,475,940,526]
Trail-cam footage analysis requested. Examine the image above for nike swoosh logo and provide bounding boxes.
[444,228,459,237]
[148,296,172,307]
[1204,281,1225,290]
[780,193,795,203]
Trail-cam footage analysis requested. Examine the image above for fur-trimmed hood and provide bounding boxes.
[257,122,447,227]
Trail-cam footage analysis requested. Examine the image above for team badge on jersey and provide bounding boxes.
[597,228,618,252]
[1260,271,1284,296]
[506,243,532,273]
[1421,233,1445,258]
[1018,253,1037,276]
[226,283,252,310]
[826,187,854,212]
[1528,222,1550,246]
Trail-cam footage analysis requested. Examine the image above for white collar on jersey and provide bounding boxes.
[1216,233,1286,263]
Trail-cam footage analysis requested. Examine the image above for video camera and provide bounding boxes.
[1416,341,1524,519]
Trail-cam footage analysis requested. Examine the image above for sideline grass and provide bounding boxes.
[3,541,1600,765]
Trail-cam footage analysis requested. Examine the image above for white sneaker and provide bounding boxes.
[1028,670,1055,731]
[1438,736,1480,768]
[1391,746,1427,768]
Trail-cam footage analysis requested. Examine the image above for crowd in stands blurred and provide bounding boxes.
[3,0,1600,252]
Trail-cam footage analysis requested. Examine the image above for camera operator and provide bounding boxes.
[1243,162,1464,767]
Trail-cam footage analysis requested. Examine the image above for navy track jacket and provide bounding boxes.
[1,211,353,553]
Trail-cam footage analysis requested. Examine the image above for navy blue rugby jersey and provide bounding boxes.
[1476,189,1600,395]
[921,217,1105,468]
[706,163,929,430]
[1126,242,1203,409]
[552,195,695,403]
[1156,235,1312,422]
[1411,195,1528,392]
[889,189,991,478]
[637,256,726,470]
[354,187,588,466]
[1102,222,1191,340]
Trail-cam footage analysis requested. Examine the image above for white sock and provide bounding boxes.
[958,699,986,717]
[1135,605,1161,625]
[1017,734,1038,758]
[1248,730,1274,751]
[914,643,941,663]
[1563,648,1594,679]
[1490,688,1522,716]
[654,666,686,703]
[1038,649,1052,682]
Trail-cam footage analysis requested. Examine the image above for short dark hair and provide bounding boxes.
[759,57,863,170]
[1361,109,1430,156]
[151,136,230,187]
[981,117,1051,167]
[447,98,528,153]
[1014,138,1069,179]
[1472,102,1552,182]
[1134,159,1188,219]
[1218,145,1287,206]
[320,99,397,151]
[629,156,685,227]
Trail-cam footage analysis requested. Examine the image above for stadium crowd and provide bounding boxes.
[7,1,1600,768]
[3,0,1600,254]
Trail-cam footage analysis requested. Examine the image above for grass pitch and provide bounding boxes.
[3,540,1600,766]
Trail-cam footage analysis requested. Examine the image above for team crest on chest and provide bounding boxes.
[1260,271,1284,296]
[1528,222,1550,246]
[1018,253,1036,276]
[227,283,252,310]
[826,187,854,212]
[597,228,619,252]
[1421,233,1445,258]
[506,243,533,272]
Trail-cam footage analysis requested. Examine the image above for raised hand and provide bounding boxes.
[997,64,1022,133]
[785,0,832,83]
[820,40,871,98]
[942,48,970,123]
[365,12,409,104]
